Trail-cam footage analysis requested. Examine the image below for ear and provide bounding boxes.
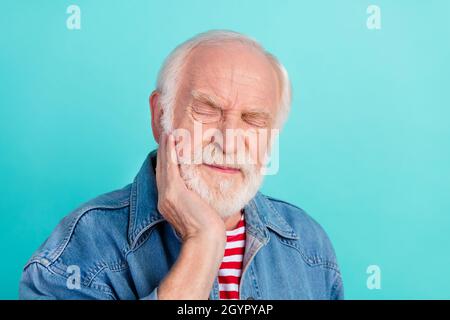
[149,90,163,144]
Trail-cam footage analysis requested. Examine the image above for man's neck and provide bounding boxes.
[224,210,243,231]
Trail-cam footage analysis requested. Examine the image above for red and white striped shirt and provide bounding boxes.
[218,213,246,300]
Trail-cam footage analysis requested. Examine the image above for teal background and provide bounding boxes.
[1,0,449,299]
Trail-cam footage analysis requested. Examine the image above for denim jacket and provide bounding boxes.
[19,150,344,300]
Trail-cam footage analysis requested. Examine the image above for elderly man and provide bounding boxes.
[19,30,343,300]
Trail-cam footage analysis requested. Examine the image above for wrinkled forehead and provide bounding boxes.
[179,43,281,114]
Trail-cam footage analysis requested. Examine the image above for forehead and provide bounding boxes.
[180,43,280,113]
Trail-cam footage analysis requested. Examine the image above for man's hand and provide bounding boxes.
[155,133,227,299]
[155,132,226,242]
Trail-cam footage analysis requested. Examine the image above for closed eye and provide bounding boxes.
[192,103,222,115]
[242,112,271,127]
[189,103,222,123]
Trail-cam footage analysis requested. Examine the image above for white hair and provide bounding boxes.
[156,29,292,131]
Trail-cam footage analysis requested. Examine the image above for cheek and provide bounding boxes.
[171,106,188,130]
[256,143,269,167]
[173,121,212,155]
[247,132,271,167]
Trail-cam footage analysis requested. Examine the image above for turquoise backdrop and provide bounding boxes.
[1,0,449,299]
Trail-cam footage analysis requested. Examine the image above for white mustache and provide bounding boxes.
[192,143,256,174]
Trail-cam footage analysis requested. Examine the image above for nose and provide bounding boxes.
[219,113,245,156]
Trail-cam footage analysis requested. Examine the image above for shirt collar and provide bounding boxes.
[128,150,298,248]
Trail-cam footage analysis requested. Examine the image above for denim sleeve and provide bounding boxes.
[19,262,115,300]
[330,274,345,300]
[140,287,158,300]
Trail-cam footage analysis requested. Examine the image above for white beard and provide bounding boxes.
[179,159,263,219]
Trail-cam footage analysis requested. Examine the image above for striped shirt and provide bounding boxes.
[218,213,246,300]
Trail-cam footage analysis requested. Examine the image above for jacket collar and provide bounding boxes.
[128,150,298,248]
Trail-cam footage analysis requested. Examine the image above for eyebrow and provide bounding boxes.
[243,110,272,119]
[191,90,224,109]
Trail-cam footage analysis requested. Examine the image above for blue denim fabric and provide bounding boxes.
[19,150,344,300]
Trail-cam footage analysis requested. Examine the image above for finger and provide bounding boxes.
[156,133,167,181]
[166,133,177,167]
[166,133,183,180]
